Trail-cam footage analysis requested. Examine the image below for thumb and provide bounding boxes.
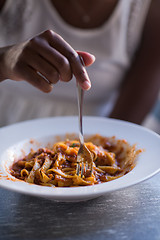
[76,51,96,67]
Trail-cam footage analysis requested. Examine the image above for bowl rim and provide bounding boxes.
[0,116,160,201]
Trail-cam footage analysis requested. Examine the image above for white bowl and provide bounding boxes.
[0,116,160,202]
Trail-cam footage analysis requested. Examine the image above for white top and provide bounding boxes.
[0,0,151,125]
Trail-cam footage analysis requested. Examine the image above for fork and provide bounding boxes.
[76,83,93,178]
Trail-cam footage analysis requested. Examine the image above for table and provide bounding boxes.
[0,172,160,240]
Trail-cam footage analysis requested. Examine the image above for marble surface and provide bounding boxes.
[0,172,160,240]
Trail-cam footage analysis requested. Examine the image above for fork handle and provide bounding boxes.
[77,83,84,145]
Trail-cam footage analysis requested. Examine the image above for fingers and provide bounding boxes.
[16,62,53,93]
[22,47,60,84]
[28,36,72,82]
[77,51,96,67]
[43,30,92,90]
[8,30,95,92]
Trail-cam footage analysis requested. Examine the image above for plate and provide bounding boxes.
[0,116,160,202]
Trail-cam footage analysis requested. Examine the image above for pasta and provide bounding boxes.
[10,134,142,187]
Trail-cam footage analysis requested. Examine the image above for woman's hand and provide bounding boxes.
[0,30,95,92]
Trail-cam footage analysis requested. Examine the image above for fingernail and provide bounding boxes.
[82,81,91,90]
[90,54,96,62]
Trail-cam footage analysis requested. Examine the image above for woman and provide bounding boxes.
[0,0,160,132]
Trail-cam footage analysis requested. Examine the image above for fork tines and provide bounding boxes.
[76,159,93,178]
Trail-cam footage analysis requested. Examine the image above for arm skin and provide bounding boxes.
[0,0,159,123]
[0,32,95,93]
[0,36,95,92]
[0,0,5,10]
[0,1,95,92]
[109,0,160,125]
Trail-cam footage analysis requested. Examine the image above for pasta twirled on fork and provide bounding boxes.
[10,134,142,187]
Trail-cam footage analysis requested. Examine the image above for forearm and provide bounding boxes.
[0,46,8,82]
[109,55,160,125]
[110,0,160,125]
[0,0,5,11]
